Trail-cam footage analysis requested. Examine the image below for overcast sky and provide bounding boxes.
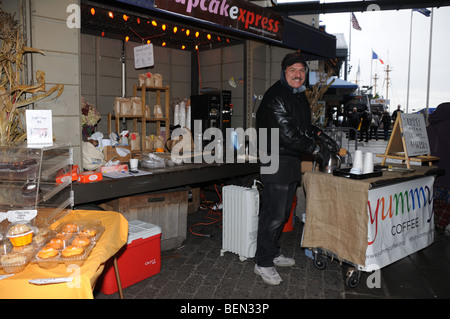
[319,5,450,113]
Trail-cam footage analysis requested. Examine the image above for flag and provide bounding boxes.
[413,8,431,17]
[372,51,384,64]
[351,13,362,31]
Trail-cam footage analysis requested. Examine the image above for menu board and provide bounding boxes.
[400,113,430,157]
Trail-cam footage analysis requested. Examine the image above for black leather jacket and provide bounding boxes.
[256,80,318,159]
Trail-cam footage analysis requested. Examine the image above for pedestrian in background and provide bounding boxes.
[381,110,391,141]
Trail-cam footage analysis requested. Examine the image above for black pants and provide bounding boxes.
[255,182,297,267]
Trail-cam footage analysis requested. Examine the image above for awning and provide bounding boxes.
[309,72,358,89]
[83,0,336,59]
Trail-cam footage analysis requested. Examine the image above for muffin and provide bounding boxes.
[62,223,78,233]
[55,231,72,241]
[36,246,60,269]
[6,223,34,247]
[61,245,84,258]
[37,246,59,259]
[79,228,97,239]
[12,243,36,258]
[72,236,91,248]
[46,238,66,250]
[1,252,27,273]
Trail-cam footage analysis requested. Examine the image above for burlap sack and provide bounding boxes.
[301,172,369,266]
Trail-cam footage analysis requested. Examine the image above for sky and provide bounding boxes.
[318,5,450,113]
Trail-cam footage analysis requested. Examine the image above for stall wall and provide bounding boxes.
[198,44,245,129]
[3,0,83,166]
[81,34,191,138]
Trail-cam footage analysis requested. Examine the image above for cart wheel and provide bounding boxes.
[313,255,327,270]
[345,268,361,288]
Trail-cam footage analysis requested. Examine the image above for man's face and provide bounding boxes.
[284,62,307,89]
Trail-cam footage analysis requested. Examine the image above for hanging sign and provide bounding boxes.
[154,0,284,41]
[134,43,154,69]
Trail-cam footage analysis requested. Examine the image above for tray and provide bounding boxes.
[30,220,104,268]
[333,167,382,180]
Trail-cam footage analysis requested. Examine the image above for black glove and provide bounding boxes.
[315,141,331,168]
[317,131,339,154]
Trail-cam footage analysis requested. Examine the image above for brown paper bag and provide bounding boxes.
[131,97,143,116]
[120,98,132,116]
[130,132,141,151]
[153,104,163,118]
[153,73,162,87]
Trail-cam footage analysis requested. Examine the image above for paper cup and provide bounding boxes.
[363,152,374,174]
[350,167,362,175]
[130,158,139,170]
[353,150,363,170]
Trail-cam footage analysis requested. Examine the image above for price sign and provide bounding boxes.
[134,44,154,69]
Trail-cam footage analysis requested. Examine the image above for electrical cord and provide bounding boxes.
[189,184,223,237]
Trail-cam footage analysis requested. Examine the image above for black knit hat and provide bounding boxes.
[281,52,307,70]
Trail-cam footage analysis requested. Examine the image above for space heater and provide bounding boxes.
[220,184,259,261]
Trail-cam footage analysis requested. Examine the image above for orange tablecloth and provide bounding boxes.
[0,210,128,299]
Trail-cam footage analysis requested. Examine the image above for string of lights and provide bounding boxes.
[82,4,239,51]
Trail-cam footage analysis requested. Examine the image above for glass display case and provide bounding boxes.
[0,143,74,227]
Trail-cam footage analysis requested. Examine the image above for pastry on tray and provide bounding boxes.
[72,236,91,248]
[61,245,85,258]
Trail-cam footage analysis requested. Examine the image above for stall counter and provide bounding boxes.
[302,165,439,267]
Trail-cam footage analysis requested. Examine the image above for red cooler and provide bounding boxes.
[96,220,162,294]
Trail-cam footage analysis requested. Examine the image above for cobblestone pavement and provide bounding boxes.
[94,139,450,300]
[94,209,450,300]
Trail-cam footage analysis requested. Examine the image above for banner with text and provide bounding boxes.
[154,0,284,41]
[365,176,434,270]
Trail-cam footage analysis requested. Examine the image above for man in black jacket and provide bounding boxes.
[255,52,337,285]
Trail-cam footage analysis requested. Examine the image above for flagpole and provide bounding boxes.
[425,8,434,123]
[370,48,373,88]
[406,10,413,114]
[348,12,352,81]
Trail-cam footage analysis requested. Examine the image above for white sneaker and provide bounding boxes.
[254,265,282,285]
[273,255,295,267]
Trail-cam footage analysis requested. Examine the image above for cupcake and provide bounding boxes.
[61,245,85,266]
[6,223,34,247]
[46,238,66,250]
[1,252,27,274]
[62,223,78,233]
[79,228,97,239]
[36,246,60,269]
[72,236,90,248]
[55,231,72,241]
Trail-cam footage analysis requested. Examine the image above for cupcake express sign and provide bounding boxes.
[154,0,283,41]
[364,176,434,271]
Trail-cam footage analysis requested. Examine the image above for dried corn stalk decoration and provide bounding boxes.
[0,9,64,144]
[305,67,334,127]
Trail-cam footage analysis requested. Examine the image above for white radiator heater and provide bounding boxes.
[220,184,259,261]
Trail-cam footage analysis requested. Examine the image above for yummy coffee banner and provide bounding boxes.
[365,176,434,270]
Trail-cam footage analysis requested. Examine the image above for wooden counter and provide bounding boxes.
[73,161,260,205]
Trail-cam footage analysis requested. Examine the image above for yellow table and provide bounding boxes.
[0,210,128,299]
